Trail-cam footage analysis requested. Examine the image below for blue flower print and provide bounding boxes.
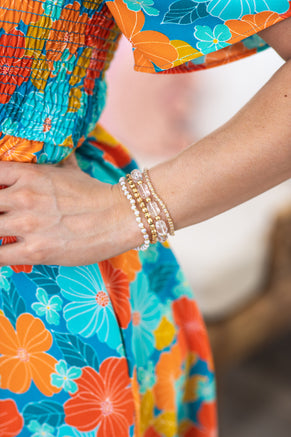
[85,80,107,135]
[139,244,159,263]
[4,81,75,145]
[28,420,55,437]
[243,34,266,50]
[197,375,216,402]
[123,0,160,16]
[207,0,290,20]
[57,265,121,349]
[137,361,156,393]
[37,144,73,164]
[173,269,193,299]
[194,24,231,54]
[130,272,161,367]
[0,266,13,291]
[52,50,76,79]
[57,425,98,437]
[31,288,63,325]
[51,360,82,394]
[43,0,64,20]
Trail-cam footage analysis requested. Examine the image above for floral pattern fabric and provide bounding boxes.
[0,0,289,436]
[106,0,291,72]
[0,130,218,437]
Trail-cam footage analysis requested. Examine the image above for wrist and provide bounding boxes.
[147,157,181,231]
[110,182,144,252]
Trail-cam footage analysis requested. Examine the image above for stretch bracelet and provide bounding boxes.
[130,169,171,243]
[143,168,175,237]
[119,176,150,251]
[126,174,158,245]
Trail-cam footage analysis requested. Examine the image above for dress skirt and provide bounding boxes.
[0,124,217,437]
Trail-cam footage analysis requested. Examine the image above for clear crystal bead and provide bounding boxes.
[158,234,168,243]
[131,169,142,182]
[156,220,168,236]
[147,201,160,217]
[138,183,151,199]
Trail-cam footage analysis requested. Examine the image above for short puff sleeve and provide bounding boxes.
[105,0,291,73]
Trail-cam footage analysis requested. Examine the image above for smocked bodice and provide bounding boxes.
[0,0,121,163]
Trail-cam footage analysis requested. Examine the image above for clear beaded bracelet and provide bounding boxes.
[119,176,150,251]
[119,169,175,251]
[131,169,174,242]
[143,168,175,237]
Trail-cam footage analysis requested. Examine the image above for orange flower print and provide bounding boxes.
[84,6,119,93]
[106,0,178,71]
[0,236,32,272]
[183,402,218,437]
[153,344,182,411]
[144,427,160,437]
[0,236,17,245]
[0,399,24,437]
[64,358,134,436]
[99,260,131,329]
[0,313,60,395]
[10,264,33,273]
[89,137,132,168]
[205,42,256,69]
[0,29,33,104]
[46,2,88,63]
[226,11,282,43]
[0,135,43,162]
[109,250,142,282]
[87,123,132,167]
[0,220,32,272]
[173,297,213,366]
[0,0,43,32]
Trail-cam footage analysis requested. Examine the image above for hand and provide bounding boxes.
[0,154,142,266]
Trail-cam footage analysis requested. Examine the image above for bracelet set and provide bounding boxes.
[119,169,175,251]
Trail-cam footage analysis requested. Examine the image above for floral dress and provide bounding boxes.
[0,1,290,437]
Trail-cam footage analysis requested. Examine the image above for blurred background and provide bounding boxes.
[100,38,291,437]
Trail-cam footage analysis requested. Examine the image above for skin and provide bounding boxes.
[0,17,290,266]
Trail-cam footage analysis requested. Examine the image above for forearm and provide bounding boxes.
[149,59,291,231]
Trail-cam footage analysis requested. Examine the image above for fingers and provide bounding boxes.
[0,161,23,186]
[0,187,16,212]
[0,241,27,267]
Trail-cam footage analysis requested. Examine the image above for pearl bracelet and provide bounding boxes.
[119,168,175,250]
[119,176,150,251]
[126,174,158,245]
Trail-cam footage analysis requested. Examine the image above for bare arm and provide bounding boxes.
[148,18,291,232]
[0,19,289,266]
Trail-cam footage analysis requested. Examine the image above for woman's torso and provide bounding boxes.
[0,0,121,163]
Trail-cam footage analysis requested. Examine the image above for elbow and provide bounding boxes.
[258,16,291,62]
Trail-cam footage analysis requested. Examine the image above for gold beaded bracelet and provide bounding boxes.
[126,174,158,245]
[129,169,173,243]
